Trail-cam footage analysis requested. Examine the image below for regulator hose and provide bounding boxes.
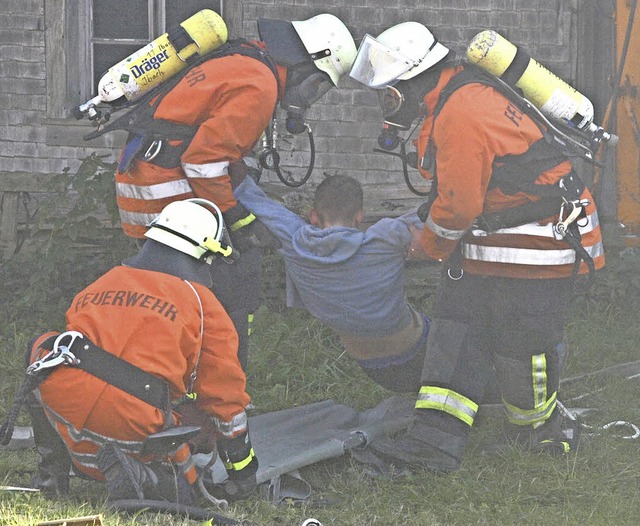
[372,143,430,197]
[274,125,315,188]
[107,499,253,525]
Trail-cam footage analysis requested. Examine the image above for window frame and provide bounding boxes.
[45,0,231,121]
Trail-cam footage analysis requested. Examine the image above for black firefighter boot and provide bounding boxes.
[371,410,465,474]
[503,407,581,454]
[26,395,72,496]
[97,443,196,505]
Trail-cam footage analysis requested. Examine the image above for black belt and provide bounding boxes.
[69,335,170,412]
[475,196,563,232]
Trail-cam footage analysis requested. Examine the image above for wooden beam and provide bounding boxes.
[0,192,20,260]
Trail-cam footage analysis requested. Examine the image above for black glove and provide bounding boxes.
[229,157,262,189]
[224,204,281,251]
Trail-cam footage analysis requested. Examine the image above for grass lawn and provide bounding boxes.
[1,246,640,526]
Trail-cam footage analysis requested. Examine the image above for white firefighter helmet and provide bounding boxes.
[291,13,357,86]
[145,198,231,263]
[349,22,450,88]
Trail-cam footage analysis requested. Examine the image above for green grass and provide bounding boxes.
[2,249,640,526]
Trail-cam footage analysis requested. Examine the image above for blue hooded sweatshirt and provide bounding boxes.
[235,177,423,338]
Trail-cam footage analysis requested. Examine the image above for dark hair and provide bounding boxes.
[313,175,363,224]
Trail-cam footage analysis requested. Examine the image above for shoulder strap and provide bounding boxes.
[432,65,571,195]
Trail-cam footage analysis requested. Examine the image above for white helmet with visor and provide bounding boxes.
[349,22,450,88]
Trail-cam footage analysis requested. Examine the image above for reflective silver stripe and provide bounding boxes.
[119,209,160,228]
[532,353,547,408]
[426,212,467,240]
[216,411,248,438]
[503,391,557,425]
[182,160,229,179]
[472,222,554,238]
[68,451,101,471]
[57,413,144,451]
[471,212,600,238]
[462,240,604,266]
[587,241,605,258]
[35,398,145,453]
[416,387,478,425]
[116,179,192,200]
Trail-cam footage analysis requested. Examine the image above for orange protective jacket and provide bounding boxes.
[29,266,247,481]
[116,42,283,238]
[414,66,605,279]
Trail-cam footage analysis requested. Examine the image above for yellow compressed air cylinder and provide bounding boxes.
[466,30,594,130]
[95,9,228,104]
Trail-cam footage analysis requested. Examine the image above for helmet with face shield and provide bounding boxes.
[349,22,450,89]
[351,22,451,132]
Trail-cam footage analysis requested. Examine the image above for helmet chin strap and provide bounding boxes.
[149,223,235,262]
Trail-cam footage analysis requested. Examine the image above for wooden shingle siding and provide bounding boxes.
[0,1,613,213]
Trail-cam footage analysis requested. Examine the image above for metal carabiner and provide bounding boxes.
[26,331,83,375]
[554,199,588,238]
[144,139,163,161]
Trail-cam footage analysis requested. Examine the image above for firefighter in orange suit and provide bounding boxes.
[114,14,357,369]
[26,199,258,503]
[349,22,605,472]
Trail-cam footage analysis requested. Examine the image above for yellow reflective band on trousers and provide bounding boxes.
[503,353,557,426]
[540,439,570,453]
[415,386,478,426]
[223,447,256,472]
[532,353,547,409]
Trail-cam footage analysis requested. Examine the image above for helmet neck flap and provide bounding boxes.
[124,239,213,287]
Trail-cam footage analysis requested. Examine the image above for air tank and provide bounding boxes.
[76,9,227,118]
[467,30,597,134]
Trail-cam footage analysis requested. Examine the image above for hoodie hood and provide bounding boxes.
[292,225,365,263]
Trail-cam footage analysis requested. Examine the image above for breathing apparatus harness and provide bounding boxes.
[84,39,280,174]
[413,63,598,277]
[84,39,284,250]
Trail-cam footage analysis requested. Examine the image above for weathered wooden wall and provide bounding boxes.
[0,1,614,213]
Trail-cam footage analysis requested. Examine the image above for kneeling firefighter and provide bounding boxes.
[349,23,605,471]
[90,12,357,370]
[19,199,258,503]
